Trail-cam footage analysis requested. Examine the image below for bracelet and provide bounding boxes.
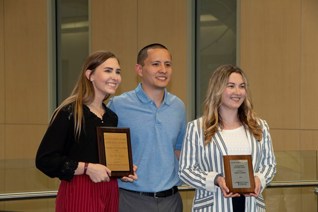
[83,162,89,175]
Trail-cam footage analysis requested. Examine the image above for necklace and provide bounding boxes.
[88,104,105,122]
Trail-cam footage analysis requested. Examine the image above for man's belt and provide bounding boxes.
[121,186,179,198]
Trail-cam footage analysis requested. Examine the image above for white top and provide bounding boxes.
[221,125,251,155]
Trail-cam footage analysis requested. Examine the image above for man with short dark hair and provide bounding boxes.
[108,43,186,212]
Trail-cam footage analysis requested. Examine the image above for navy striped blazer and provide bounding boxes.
[179,118,276,212]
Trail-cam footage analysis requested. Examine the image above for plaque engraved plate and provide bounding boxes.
[223,155,255,193]
[97,127,133,177]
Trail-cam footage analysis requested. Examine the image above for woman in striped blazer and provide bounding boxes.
[179,64,276,212]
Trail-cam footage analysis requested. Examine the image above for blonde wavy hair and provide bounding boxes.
[50,51,119,140]
[202,64,262,145]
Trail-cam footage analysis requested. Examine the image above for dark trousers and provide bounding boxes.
[232,195,245,212]
[119,188,183,212]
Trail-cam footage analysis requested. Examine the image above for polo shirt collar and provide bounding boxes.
[135,83,171,106]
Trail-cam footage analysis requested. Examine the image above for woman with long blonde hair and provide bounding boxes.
[179,64,276,212]
[36,51,137,212]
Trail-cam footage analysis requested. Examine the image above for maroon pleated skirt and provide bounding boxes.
[56,175,119,212]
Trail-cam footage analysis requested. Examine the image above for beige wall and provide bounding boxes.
[239,0,318,211]
[1,0,318,211]
[90,0,189,106]
[0,0,48,179]
[240,0,318,152]
[0,0,4,200]
[0,0,58,211]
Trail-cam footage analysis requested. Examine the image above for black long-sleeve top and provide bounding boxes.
[35,104,118,181]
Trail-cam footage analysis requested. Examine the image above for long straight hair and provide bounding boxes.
[50,51,119,139]
[202,64,262,145]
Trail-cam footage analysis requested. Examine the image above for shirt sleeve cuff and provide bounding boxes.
[205,172,218,192]
[255,172,266,192]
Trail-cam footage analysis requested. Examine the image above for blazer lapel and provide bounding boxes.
[213,130,228,156]
[246,129,261,170]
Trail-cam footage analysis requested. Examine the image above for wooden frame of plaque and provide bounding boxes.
[96,127,133,177]
[223,155,255,194]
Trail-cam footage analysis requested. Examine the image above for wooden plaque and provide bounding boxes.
[96,127,133,177]
[223,155,255,194]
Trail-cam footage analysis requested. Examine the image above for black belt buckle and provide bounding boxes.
[153,192,160,198]
[154,186,178,198]
[122,186,178,198]
[153,191,165,198]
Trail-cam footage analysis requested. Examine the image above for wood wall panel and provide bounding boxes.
[300,131,318,151]
[4,124,49,193]
[138,0,188,103]
[180,190,195,212]
[4,0,48,124]
[91,0,189,105]
[2,0,51,196]
[0,125,4,195]
[239,0,301,129]
[264,187,317,212]
[301,0,318,129]
[240,0,318,152]
[90,0,138,95]
[5,125,47,160]
[270,129,300,151]
[0,2,5,197]
[0,125,4,161]
[0,0,4,124]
